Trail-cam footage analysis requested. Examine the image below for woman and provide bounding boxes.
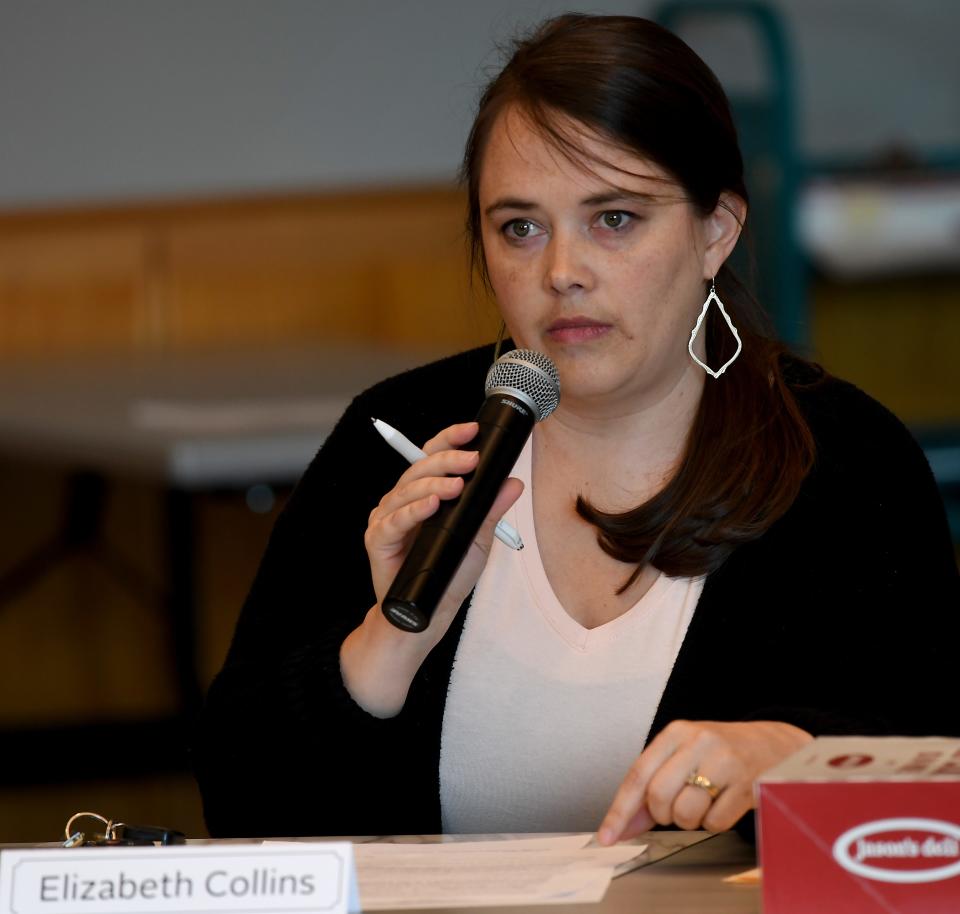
[196,15,959,840]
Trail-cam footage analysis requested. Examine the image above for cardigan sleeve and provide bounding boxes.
[193,364,476,838]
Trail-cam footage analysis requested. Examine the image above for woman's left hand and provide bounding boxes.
[597,720,813,844]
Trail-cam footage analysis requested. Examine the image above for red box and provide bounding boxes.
[757,737,960,914]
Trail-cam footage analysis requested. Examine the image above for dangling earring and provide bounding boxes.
[688,279,742,378]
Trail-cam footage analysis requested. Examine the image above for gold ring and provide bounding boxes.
[686,770,721,799]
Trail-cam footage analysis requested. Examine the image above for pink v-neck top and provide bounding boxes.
[440,438,704,833]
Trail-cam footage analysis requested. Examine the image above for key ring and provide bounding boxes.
[63,811,117,846]
[62,810,186,847]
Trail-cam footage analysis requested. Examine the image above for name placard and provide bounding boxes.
[0,843,359,914]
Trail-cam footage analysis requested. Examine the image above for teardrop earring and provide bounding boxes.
[688,279,742,378]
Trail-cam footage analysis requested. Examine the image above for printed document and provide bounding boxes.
[269,834,646,908]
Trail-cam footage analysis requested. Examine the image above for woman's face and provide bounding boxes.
[478,106,736,411]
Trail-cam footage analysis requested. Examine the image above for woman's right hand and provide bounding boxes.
[341,421,523,716]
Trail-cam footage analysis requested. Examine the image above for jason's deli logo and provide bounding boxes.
[832,818,960,884]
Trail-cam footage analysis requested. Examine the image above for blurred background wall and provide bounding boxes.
[0,0,957,843]
[1,0,958,205]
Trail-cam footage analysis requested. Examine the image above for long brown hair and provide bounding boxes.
[461,14,820,583]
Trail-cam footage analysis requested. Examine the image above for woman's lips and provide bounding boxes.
[546,317,612,343]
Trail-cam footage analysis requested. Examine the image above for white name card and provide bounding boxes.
[0,843,359,914]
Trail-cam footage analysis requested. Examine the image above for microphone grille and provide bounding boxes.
[484,349,560,421]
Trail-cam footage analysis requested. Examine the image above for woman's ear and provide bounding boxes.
[702,193,746,279]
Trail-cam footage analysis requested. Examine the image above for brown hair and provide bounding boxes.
[461,14,820,583]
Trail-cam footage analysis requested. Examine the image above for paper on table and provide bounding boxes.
[267,834,647,909]
[723,866,762,885]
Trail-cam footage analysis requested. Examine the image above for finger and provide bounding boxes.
[618,805,655,842]
[374,471,468,521]
[702,782,753,833]
[392,446,480,493]
[647,729,741,827]
[422,422,479,456]
[597,723,689,845]
[473,477,524,548]
[671,785,714,831]
[645,738,710,826]
[366,493,444,557]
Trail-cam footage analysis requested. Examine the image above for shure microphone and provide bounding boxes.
[382,349,560,632]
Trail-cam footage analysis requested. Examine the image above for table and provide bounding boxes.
[349,831,760,914]
[0,344,444,782]
[0,344,446,486]
[0,830,758,913]
[338,830,759,914]
[242,830,758,913]
[603,831,758,914]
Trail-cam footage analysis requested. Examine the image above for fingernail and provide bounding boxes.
[597,826,616,846]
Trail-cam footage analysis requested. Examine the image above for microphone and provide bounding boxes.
[382,349,560,632]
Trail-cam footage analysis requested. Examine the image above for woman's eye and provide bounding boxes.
[503,219,543,240]
[597,211,634,230]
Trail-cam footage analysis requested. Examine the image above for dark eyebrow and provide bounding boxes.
[484,197,537,218]
[484,189,659,218]
[580,190,659,207]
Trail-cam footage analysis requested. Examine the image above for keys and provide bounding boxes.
[63,811,186,847]
[111,823,186,846]
[63,831,85,848]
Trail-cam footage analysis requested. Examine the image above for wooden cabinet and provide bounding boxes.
[0,187,498,356]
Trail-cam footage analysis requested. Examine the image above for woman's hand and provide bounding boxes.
[341,421,523,717]
[364,421,523,634]
[597,720,813,843]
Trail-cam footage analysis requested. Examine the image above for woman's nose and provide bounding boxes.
[543,232,592,295]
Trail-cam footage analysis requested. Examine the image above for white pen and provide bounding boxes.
[371,417,524,551]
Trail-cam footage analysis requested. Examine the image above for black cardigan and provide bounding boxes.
[195,344,960,838]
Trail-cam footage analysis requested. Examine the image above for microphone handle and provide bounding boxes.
[382,394,534,632]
